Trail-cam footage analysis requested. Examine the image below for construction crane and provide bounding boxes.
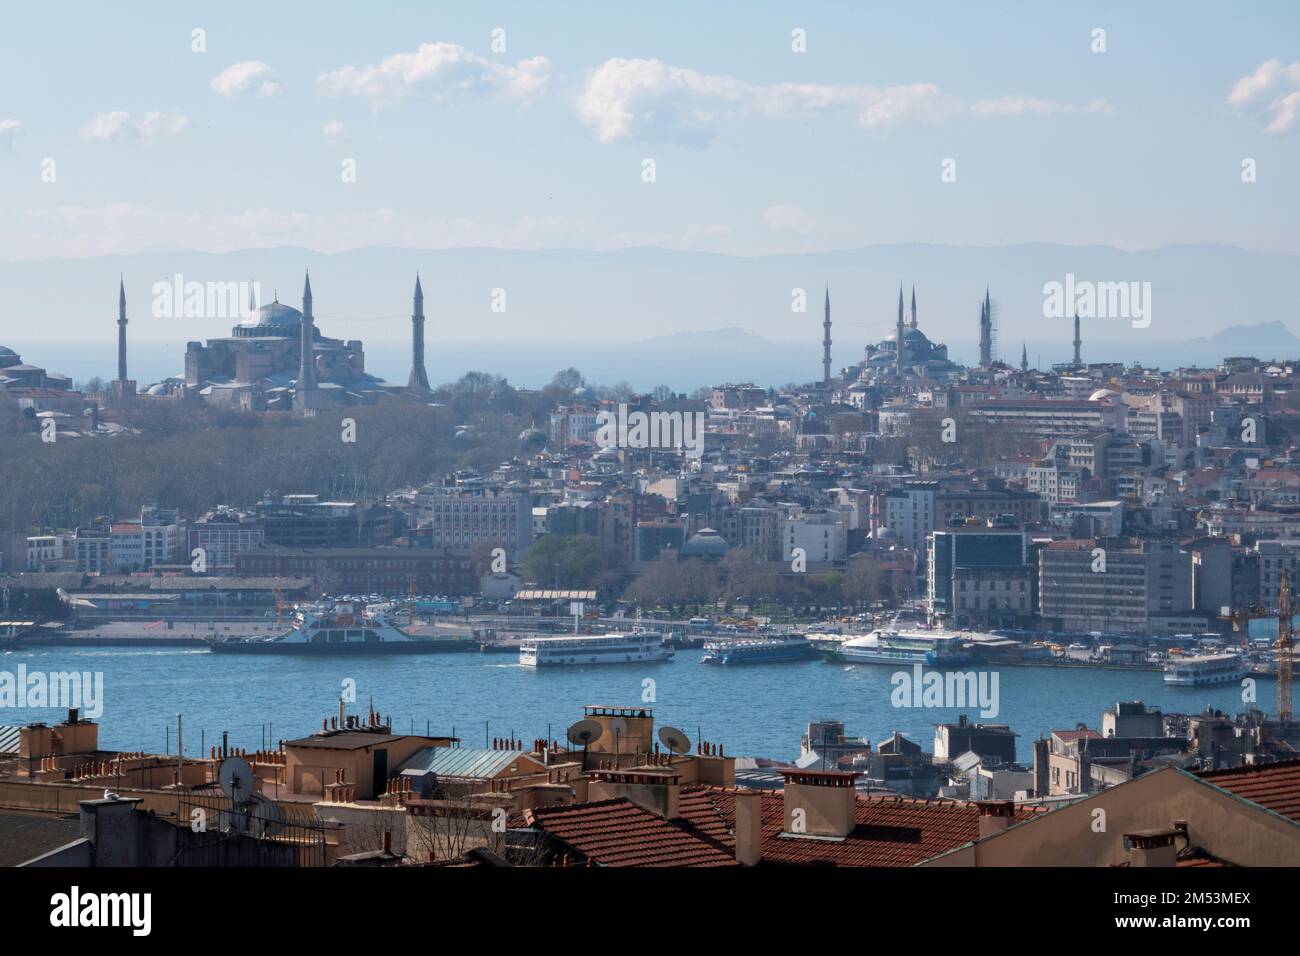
[1280,570,1294,724]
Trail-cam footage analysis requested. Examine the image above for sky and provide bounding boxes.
[0,0,1298,262]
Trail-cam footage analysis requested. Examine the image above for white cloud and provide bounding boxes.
[1229,59,1300,132]
[82,111,189,144]
[0,118,22,151]
[322,119,345,144]
[970,96,1113,117]
[210,60,281,98]
[318,42,550,108]
[576,58,1103,144]
[763,204,816,235]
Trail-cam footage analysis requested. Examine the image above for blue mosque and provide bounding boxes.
[852,286,963,384]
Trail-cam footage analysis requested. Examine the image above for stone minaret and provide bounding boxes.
[1021,343,1029,372]
[297,270,317,410]
[909,285,918,329]
[821,286,832,386]
[408,273,430,390]
[895,285,906,375]
[978,288,993,367]
[1073,311,1082,367]
[117,276,128,383]
[111,277,135,400]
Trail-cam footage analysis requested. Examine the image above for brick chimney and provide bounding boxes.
[1126,829,1178,867]
[975,800,1017,840]
[734,789,763,865]
[781,769,859,839]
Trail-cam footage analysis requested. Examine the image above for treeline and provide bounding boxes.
[512,534,898,615]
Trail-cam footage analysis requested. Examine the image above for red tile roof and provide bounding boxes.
[529,786,1043,868]
[1197,758,1300,824]
[525,798,738,867]
[695,789,1040,867]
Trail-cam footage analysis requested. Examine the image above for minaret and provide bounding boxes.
[1073,311,1082,367]
[821,286,832,387]
[978,288,993,367]
[408,273,430,390]
[297,270,317,411]
[909,285,918,329]
[117,276,128,383]
[111,277,135,400]
[895,285,906,375]
[1021,343,1029,372]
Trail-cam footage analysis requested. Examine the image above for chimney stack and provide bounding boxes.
[975,800,1017,840]
[781,769,859,839]
[734,789,764,865]
[1126,830,1178,867]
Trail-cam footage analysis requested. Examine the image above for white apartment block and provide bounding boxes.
[884,484,937,556]
[784,509,848,565]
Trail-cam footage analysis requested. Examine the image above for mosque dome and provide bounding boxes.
[236,299,304,337]
[680,527,731,559]
[1088,388,1120,402]
[886,327,932,346]
[0,345,19,369]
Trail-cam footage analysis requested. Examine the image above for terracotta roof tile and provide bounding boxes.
[1197,758,1300,824]
[526,798,738,867]
[530,786,1044,868]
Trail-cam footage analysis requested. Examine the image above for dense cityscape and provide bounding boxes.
[0,2,1293,935]
[1,267,1298,875]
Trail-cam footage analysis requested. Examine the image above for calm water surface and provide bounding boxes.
[0,646,1265,762]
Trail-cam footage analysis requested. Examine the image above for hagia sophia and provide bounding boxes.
[0,272,433,416]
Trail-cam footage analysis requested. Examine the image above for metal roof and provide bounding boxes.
[397,746,530,780]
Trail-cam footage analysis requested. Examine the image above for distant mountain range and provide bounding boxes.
[2,242,1297,388]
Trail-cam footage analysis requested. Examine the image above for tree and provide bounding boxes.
[521,535,604,589]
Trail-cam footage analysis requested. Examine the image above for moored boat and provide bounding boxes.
[701,635,817,664]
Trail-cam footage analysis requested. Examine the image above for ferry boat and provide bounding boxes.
[701,635,817,665]
[1163,652,1249,686]
[819,627,973,666]
[518,631,673,667]
[207,599,479,655]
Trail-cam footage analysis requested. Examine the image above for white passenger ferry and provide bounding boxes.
[519,630,674,667]
[1163,652,1249,686]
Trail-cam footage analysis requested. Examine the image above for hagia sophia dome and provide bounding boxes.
[234,298,305,338]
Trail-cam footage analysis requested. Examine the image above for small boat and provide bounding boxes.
[519,630,673,667]
[701,635,817,665]
[207,598,479,654]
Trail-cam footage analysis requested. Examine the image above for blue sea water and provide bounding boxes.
[0,646,1267,762]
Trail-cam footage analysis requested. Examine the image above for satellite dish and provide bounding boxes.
[218,756,256,806]
[659,726,690,757]
[566,719,603,747]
